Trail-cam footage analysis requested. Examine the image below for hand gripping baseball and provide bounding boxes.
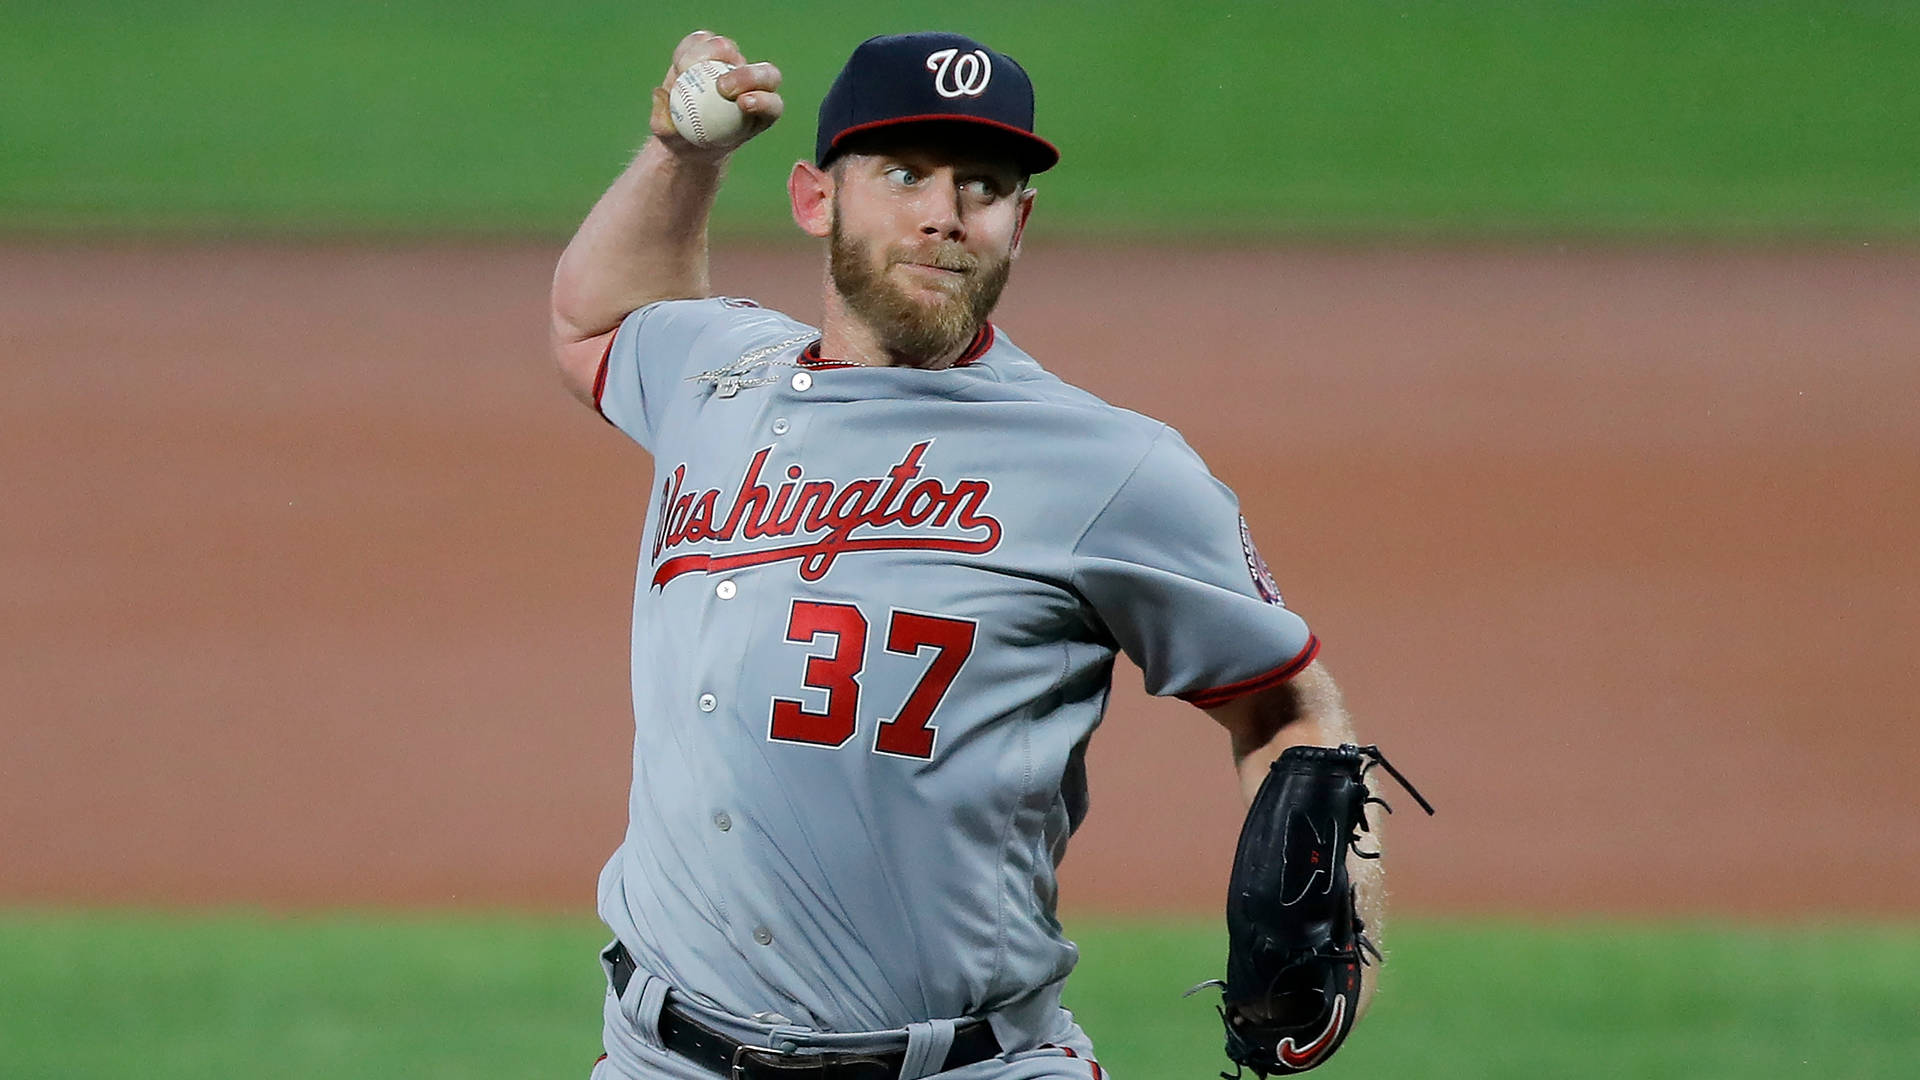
[650,31,783,156]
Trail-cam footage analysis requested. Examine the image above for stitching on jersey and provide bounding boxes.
[1062,424,1173,644]
[1066,424,1171,559]
[686,334,815,397]
[984,681,1035,998]
[979,623,1078,1005]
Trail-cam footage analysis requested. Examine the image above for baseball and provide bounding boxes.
[668,60,747,149]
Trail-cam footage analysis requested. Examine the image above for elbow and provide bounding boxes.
[548,249,614,352]
[548,274,599,352]
[551,321,616,408]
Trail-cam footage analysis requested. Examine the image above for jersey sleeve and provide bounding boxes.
[593,297,767,451]
[1069,426,1318,708]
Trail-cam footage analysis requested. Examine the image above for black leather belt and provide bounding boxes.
[605,942,1002,1080]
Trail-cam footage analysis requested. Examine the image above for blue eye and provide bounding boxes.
[887,166,920,186]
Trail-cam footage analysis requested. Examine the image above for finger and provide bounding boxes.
[735,92,785,122]
[717,62,782,99]
[700,34,747,67]
[648,85,679,138]
[676,32,744,71]
[664,29,714,83]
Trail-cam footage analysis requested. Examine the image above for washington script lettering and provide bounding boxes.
[650,440,1002,586]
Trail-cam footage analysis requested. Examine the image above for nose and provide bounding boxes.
[914,172,965,242]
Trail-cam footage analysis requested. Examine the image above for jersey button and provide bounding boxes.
[714,580,737,600]
[713,812,732,832]
[698,693,717,712]
[790,371,813,392]
[772,417,790,435]
[753,927,774,946]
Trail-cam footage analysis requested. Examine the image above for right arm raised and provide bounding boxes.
[550,31,783,405]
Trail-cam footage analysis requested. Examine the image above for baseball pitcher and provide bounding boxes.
[548,30,1425,1080]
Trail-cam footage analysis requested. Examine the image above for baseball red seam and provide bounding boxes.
[1178,635,1321,709]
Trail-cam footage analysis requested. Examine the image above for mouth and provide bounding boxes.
[896,261,967,277]
[890,261,971,297]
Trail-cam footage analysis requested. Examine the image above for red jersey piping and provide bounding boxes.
[591,332,616,415]
[1178,635,1321,710]
[1043,1045,1103,1079]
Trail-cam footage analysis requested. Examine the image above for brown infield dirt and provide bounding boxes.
[2,242,1916,920]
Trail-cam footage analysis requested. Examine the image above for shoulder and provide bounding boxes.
[969,327,1172,441]
[616,296,816,357]
[1115,424,1225,498]
[1073,423,1241,554]
[966,328,1222,528]
[596,297,817,445]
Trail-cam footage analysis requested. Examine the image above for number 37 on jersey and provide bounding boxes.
[768,600,975,761]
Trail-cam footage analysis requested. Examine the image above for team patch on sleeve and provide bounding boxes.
[1239,515,1285,604]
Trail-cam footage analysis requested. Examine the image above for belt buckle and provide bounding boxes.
[728,1043,893,1079]
[729,1043,827,1079]
[729,1043,784,1079]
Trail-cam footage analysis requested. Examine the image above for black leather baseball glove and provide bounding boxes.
[1194,743,1433,1077]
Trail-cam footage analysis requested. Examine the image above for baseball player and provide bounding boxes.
[549,30,1391,1080]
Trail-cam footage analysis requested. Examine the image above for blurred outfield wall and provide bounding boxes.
[2,1,1916,238]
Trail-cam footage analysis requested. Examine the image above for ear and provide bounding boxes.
[789,160,833,239]
[1009,187,1037,258]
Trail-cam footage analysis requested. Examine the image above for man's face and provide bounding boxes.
[827,142,1031,362]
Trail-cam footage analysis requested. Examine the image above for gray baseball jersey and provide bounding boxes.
[591,297,1316,1048]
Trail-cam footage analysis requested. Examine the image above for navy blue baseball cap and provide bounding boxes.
[815,32,1059,174]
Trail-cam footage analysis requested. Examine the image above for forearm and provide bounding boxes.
[550,139,726,343]
[1225,664,1357,803]
[1214,664,1389,1013]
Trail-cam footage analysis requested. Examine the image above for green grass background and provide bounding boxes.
[3,1,1917,237]
[4,911,1916,1079]
[6,5,1916,1075]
